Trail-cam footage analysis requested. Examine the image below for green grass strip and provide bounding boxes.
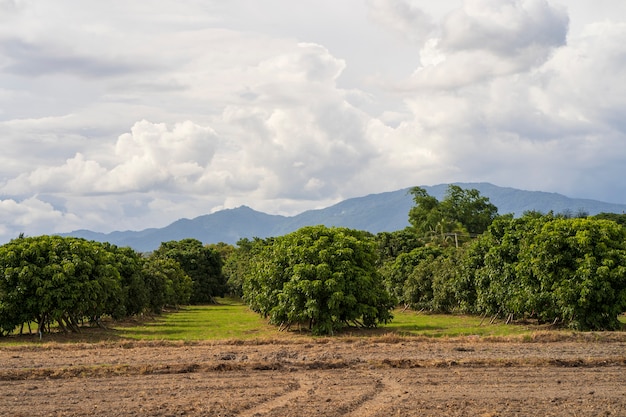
[120,298,279,341]
[120,298,539,341]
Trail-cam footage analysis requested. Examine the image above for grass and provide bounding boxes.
[120,298,279,341]
[118,298,547,341]
[2,298,624,344]
[381,309,534,338]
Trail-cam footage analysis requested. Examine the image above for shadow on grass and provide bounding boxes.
[3,305,623,345]
[384,324,445,331]
[0,326,129,345]
[0,315,174,345]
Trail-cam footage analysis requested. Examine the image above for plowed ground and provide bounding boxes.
[1,336,625,416]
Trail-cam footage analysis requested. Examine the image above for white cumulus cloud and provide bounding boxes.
[0,0,625,244]
[2,120,219,195]
[366,0,435,45]
[406,0,569,89]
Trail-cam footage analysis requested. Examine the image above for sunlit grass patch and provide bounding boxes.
[119,298,280,341]
[120,301,539,341]
[3,299,623,345]
[381,309,534,338]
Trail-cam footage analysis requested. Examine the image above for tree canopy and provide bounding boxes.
[243,226,394,335]
[408,185,498,245]
[376,186,626,331]
[0,236,123,334]
[0,235,196,336]
[153,239,227,304]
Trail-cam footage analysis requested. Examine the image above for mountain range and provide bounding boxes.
[65,183,626,252]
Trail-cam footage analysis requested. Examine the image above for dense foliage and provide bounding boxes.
[0,236,194,335]
[242,226,394,335]
[3,184,624,336]
[408,184,498,245]
[152,239,227,304]
[141,257,193,314]
[378,202,626,330]
[0,236,122,335]
[222,238,267,297]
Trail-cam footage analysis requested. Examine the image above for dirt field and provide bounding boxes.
[1,335,625,416]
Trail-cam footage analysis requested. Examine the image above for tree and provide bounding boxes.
[516,218,626,330]
[439,185,499,235]
[142,257,192,312]
[243,226,394,335]
[0,236,123,334]
[465,213,540,319]
[594,212,626,227]
[153,239,226,304]
[402,247,464,313]
[462,214,626,330]
[103,244,147,318]
[408,187,444,238]
[223,238,268,297]
[380,246,444,306]
[375,228,424,263]
[408,185,498,245]
[206,242,236,264]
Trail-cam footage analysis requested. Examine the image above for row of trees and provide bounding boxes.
[376,187,626,330]
[221,186,502,334]
[381,214,626,329]
[2,184,624,336]
[223,185,626,333]
[0,236,226,335]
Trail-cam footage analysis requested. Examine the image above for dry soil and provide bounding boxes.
[1,336,625,416]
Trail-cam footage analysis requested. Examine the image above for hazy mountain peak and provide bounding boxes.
[63,183,626,251]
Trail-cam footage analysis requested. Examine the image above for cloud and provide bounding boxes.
[1,120,219,195]
[0,196,79,238]
[538,22,626,130]
[214,42,378,201]
[1,40,371,205]
[0,38,148,78]
[0,0,20,12]
[404,0,569,89]
[1,0,625,245]
[115,120,217,167]
[371,16,626,202]
[439,0,568,56]
[2,153,107,194]
[366,0,435,45]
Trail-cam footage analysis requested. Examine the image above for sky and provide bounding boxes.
[1,0,626,243]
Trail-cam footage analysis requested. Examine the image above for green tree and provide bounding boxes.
[243,226,394,335]
[408,187,444,238]
[206,242,236,264]
[376,228,424,262]
[0,236,123,334]
[517,218,626,330]
[142,257,192,312]
[395,247,464,313]
[439,185,499,235]
[223,238,269,297]
[462,214,626,329]
[467,214,539,318]
[153,239,226,304]
[408,185,498,245]
[103,244,147,318]
[380,246,444,306]
[594,212,626,227]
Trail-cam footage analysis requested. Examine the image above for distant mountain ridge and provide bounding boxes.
[64,183,626,252]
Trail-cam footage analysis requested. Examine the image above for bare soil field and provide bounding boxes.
[1,334,625,416]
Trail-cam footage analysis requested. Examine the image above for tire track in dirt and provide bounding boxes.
[343,371,407,417]
[237,374,314,417]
